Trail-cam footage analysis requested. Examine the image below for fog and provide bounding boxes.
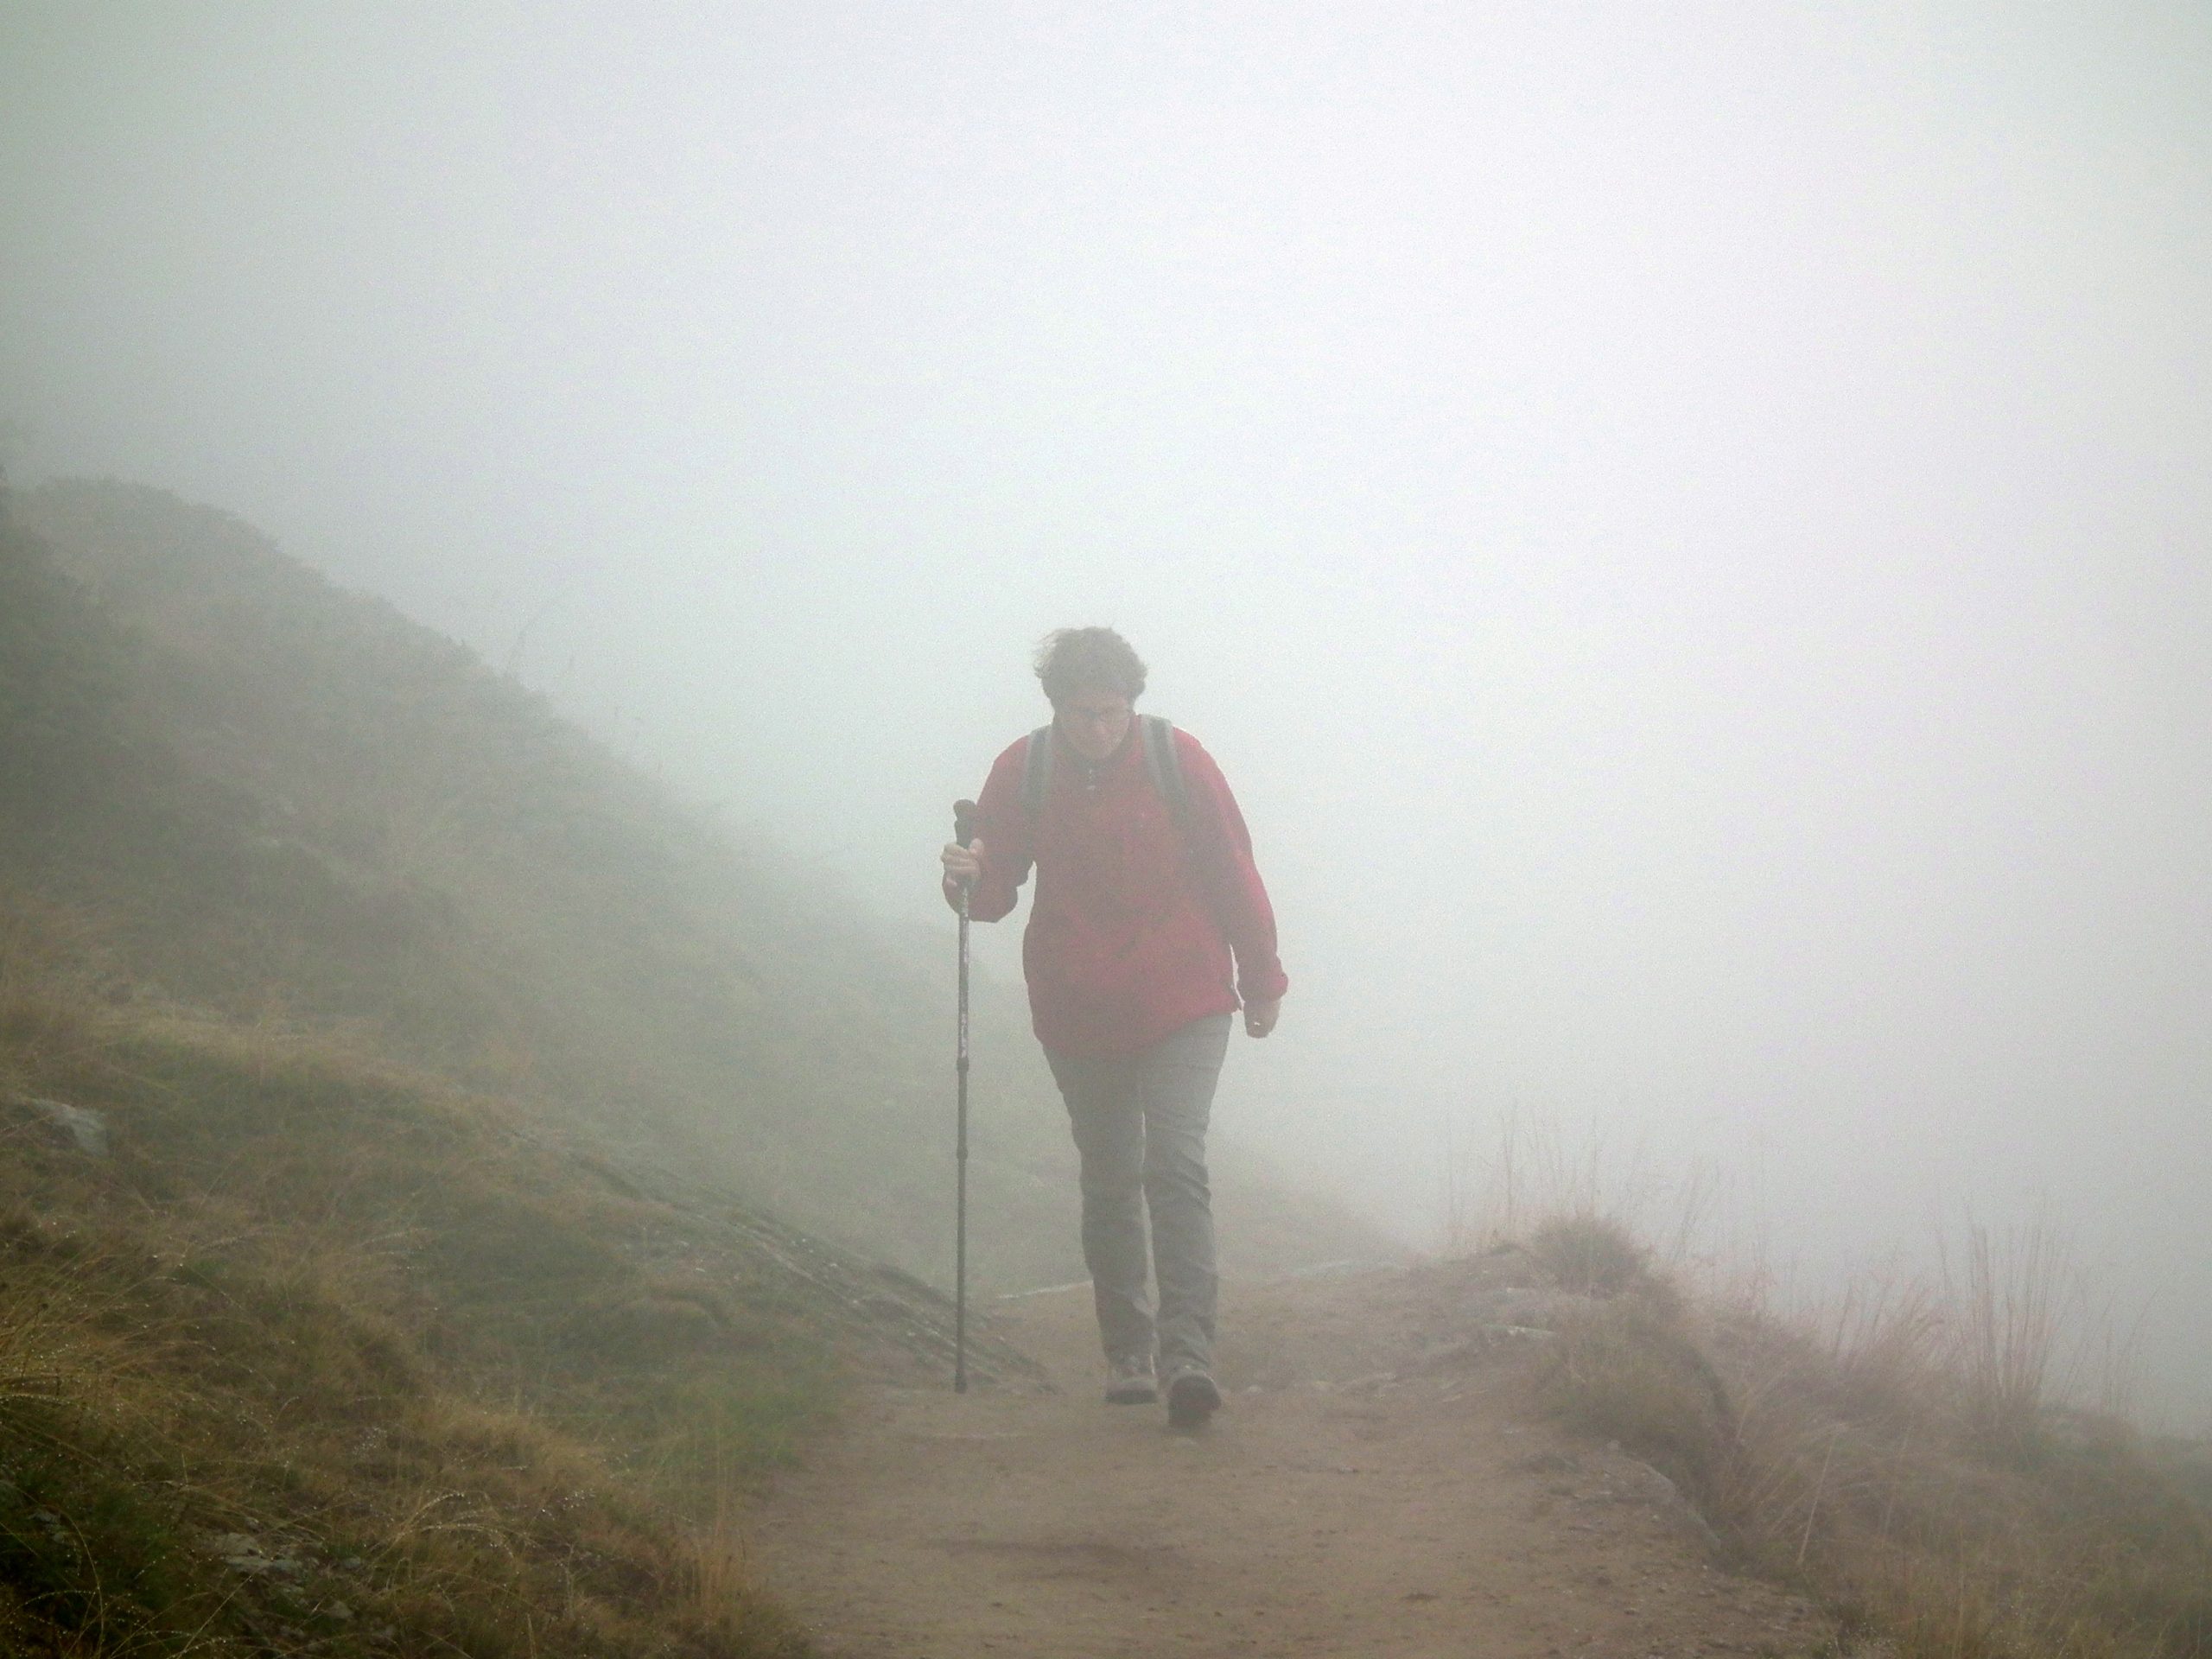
[4,5,2208,1423]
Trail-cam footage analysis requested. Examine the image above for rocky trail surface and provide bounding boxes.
[753,1255,1838,1659]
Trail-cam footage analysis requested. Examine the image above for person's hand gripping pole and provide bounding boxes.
[950,799,980,1394]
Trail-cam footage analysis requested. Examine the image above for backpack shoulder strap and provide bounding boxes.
[1021,724,1055,824]
[1138,715,1192,833]
[1027,716,1193,837]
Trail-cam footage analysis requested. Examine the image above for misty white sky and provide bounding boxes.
[4,4,2209,1420]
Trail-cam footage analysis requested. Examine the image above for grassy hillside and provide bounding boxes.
[0,473,1368,1653]
[0,885,1055,1656]
[5,476,1389,1292]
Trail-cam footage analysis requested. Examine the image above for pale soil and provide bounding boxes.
[752,1256,1840,1659]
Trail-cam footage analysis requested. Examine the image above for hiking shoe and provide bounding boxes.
[1104,1355,1158,1405]
[1165,1368,1221,1430]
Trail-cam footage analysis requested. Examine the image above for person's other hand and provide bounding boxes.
[941,837,984,887]
[1243,997,1281,1039]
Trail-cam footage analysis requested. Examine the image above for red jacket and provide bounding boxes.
[953,721,1288,1058]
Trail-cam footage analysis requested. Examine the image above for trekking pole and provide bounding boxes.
[951,798,980,1394]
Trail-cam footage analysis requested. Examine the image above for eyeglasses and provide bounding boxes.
[1061,701,1131,728]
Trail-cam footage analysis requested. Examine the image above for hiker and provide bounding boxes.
[939,626,1287,1428]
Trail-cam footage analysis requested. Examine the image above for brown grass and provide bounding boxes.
[1521,1210,2212,1659]
[0,913,826,1657]
[1527,1211,1655,1299]
[1946,1211,2073,1462]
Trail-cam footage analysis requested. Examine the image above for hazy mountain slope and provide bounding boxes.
[5,476,1391,1291]
[0,476,1060,1656]
[8,482,2202,1659]
[0,881,1058,1657]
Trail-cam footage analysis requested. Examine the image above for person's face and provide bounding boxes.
[1055,688,1134,761]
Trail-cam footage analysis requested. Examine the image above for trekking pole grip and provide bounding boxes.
[953,799,979,863]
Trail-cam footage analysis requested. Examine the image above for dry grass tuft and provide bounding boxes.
[1945,1212,2072,1464]
[1528,1211,1653,1300]
[1817,1273,1948,1427]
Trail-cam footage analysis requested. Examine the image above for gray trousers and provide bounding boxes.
[1045,1014,1233,1379]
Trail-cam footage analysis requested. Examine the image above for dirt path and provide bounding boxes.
[753,1260,1835,1659]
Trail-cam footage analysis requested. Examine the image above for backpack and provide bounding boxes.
[1022,713,1192,836]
